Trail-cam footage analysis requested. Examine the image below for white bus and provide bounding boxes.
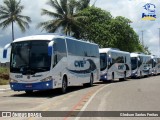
[151,55,160,75]
[99,48,131,81]
[130,53,152,78]
[3,34,100,94]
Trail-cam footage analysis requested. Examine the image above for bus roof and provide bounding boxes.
[12,34,97,45]
[130,53,151,57]
[99,48,130,54]
[13,35,57,42]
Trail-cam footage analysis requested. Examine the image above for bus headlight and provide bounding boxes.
[10,79,18,83]
[132,71,137,76]
[40,76,53,82]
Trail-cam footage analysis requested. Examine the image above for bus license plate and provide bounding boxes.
[25,84,32,88]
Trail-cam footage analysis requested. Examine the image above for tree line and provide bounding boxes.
[0,0,150,54]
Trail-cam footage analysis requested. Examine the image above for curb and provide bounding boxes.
[0,85,11,92]
[0,88,11,92]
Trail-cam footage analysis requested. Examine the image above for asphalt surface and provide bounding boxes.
[0,76,160,120]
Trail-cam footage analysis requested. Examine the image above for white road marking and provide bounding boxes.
[75,84,111,120]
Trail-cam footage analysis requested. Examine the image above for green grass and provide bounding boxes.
[0,67,9,85]
[0,67,9,74]
[0,79,9,85]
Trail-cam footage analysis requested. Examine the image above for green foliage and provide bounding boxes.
[77,7,148,53]
[0,67,9,74]
[108,16,142,52]
[38,0,89,36]
[77,7,114,47]
[0,79,9,85]
[0,67,9,85]
[0,0,31,40]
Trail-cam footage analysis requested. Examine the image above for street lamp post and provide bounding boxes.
[159,28,160,56]
[141,30,144,46]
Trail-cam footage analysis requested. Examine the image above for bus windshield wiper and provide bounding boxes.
[18,65,35,75]
[18,64,29,68]
[32,67,49,72]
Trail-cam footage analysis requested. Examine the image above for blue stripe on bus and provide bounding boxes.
[100,73,108,81]
[10,80,53,91]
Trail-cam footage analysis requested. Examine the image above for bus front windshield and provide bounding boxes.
[100,53,107,71]
[10,41,51,74]
[131,57,137,70]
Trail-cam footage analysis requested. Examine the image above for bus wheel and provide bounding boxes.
[89,74,94,87]
[139,71,142,79]
[25,90,33,94]
[61,77,67,94]
[111,73,114,82]
[124,72,127,80]
[155,70,157,76]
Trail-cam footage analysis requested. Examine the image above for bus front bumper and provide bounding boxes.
[100,73,108,81]
[10,80,53,91]
[131,72,138,78]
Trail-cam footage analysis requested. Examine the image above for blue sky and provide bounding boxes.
[0,0,160,63]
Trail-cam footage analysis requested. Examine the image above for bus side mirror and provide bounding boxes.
[108,57,112,63]
[48,41,54,56]
[3,43,11,58]
[138,61,141,67]
[108,57,112,65]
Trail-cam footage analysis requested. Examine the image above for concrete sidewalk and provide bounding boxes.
[0,84,11,92]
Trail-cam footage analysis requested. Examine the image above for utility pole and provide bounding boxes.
[141,30,144,46]
[158,28,160,56]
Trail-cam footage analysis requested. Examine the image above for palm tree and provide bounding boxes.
[0,0,31,41]
[76,0,90,10]
[38,0,90,36]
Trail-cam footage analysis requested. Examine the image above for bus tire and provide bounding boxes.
[111,73,114,82]
[124,72,127,80]
[25,90,33,94]
[86,74,94,87]
[139,71,142,79]
[155,70,157,76]
[61,76,67,94]
[90,74,94,87]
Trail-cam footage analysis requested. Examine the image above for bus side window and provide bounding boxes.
[53,38,67,63]
[52,38,67,68]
